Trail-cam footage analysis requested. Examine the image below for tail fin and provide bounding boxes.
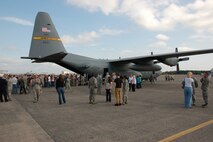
[24,12,67,60]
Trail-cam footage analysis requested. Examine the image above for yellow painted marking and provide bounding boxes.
[159,120,213,142]
[33,36,61,41]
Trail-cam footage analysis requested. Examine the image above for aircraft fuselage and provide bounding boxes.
[56,53,161,79]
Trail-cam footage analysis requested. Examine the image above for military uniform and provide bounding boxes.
[200,75,210,107]
[88,76,97,104]
[65,77,72,93]
[97,75,102,95]
[123,78,129,104]
[31,77,42,103]
[192,77,198,105]
[7,77,13,101]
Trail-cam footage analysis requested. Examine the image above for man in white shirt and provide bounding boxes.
[11,75,18,94]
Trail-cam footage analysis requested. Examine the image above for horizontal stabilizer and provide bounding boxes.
[32,52,67,63]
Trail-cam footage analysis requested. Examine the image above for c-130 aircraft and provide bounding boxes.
[22,12,213,78]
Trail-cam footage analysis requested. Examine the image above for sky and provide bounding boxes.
[0,0,213,74]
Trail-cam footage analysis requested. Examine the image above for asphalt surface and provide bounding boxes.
[0,75,212,142]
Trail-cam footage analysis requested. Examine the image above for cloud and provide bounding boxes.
[119,49,134,57]
[61,31,99,45]
[0,16,33,26]
[149,34,170,49]
[66,0,120,15]
[156,34,169,41]
[61,28,123,46]
[189,34,213,42]
[66,0,213,32]
[149,41,168,49]
[99,28,123,36]
[0,57,22,65]
[1,45,19,51]
[178,46,194,52]
[0,57,23,71]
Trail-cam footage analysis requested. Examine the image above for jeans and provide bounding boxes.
[12,84,18,94]
[184,87,192,108]
[57,87,66,104]
[106,89,111,102]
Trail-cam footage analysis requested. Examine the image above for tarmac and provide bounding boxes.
[0,75,212,142]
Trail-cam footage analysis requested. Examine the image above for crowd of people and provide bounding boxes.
[0,72,144,106]
[0,73,87,104]
[88,73,143,106]
[165,74,175,81]
[0,72,211,109]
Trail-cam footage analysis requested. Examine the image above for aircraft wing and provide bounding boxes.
[109,48,213,65]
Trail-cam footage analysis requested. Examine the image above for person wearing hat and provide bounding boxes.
[200,72,210,108]
[0,74,8,102]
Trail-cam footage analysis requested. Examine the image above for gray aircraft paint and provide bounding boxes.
[22,12,213,79]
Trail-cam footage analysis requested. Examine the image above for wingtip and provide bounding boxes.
[21,57,30,59]
[20,57,39,60]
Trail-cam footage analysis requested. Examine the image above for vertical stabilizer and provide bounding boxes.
[29,12,67,59]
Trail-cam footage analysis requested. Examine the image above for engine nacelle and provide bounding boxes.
[129,64,162,71]
[158,57,178,66]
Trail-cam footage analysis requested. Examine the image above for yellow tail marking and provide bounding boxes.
[33,36,61,41]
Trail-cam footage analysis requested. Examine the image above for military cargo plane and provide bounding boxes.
[21,12,213,78]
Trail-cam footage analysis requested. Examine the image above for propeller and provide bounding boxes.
[151,52,155,75]
[175,48,180,72]
[175,48,190,72]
